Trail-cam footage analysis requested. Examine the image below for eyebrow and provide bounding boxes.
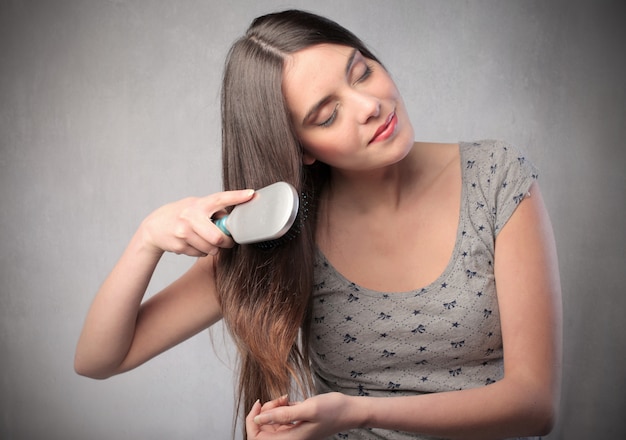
[301,48,359,125]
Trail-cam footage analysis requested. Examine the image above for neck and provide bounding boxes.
[326,143,422,214]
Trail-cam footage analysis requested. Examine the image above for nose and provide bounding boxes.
[351,90,380,124]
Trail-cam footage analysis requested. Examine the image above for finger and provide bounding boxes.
[261,394,289,412]
[197,217,237,250]
[202,189,255,214]
[186,217,235,252]
[178,210,235,252]
[178,230,221,257]
[254,406,300,426]
[188,191,256,249]
[171,219,225,256]
[246,399,262,437]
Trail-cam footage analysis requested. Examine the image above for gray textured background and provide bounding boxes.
[1,0,624,439]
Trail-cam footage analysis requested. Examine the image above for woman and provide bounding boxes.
[75,10,562,440]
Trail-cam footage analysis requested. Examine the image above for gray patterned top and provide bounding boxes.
[310,140,540,440]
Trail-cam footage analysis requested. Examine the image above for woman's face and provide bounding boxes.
[282,44,414,173]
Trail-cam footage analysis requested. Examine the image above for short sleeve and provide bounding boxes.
[460,140,540,236]
[489,140,540,234]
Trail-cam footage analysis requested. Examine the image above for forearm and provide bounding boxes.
[74,229,163,378]
[355,377,557,439]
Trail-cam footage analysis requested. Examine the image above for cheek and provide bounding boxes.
[301,140,337,163]
[301,128,357,161]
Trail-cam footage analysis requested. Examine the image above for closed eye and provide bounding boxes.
[305,51,374,128]
[318,104,339,127]
[318,63,372,128]
[354,63,373,85]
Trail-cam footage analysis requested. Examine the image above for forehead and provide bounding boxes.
[282,44,355,118]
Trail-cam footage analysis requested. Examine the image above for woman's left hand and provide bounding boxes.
[245,392,361,440]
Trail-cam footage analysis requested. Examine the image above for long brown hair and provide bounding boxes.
[215,9,380,434]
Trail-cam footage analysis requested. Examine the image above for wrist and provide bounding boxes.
[131,225,165,260]
[345,394,372,429]
[135,221,165,257]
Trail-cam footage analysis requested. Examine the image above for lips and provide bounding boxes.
[369,111,397,144]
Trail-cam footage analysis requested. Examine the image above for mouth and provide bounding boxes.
[369,111,397,144]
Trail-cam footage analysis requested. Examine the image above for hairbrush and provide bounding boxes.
[213,181,308,248]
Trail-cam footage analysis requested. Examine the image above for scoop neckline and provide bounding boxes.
[315,142,470,297]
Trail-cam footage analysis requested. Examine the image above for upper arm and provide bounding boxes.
[494,182,562,413]
[117,256,223,373]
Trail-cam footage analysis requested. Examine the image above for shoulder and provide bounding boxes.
[461,140,539,179]
[460,140,540,234]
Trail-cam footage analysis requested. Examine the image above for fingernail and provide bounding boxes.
[254,414,272,425]
[246,189,255,196]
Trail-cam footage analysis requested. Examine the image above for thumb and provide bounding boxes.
[246,399,263,436]
[254,406,298,426]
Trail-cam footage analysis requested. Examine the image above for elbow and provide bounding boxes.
[499,375,560,438]
[521,388,559,437]
[74,367,112,380]
[529,410,556,437]
[534,402,558,437]
[74,354,117,380]
[74,363,111,380]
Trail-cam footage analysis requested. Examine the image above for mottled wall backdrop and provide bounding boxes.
[1,0,624,439]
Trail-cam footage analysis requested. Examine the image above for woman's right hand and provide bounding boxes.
[139,189,255,257]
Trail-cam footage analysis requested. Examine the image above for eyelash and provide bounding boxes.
[318,63,374,128]
[355,64,373,84]
[319,104,339,127]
